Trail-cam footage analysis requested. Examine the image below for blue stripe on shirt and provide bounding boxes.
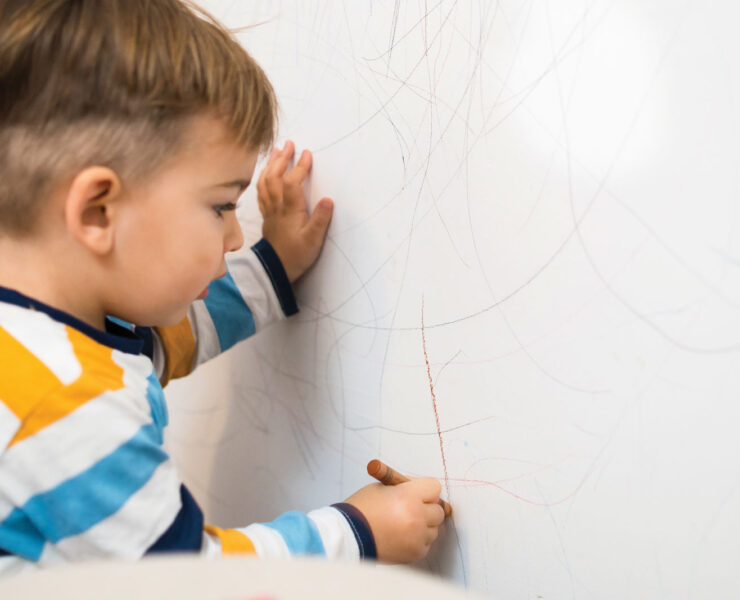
[146,372,168,439]
[0,423,168,561]
[0,510,45,561]
[262,511,325,556]
[203,271,256,352]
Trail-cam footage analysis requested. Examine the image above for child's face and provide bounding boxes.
[110,114,258,326]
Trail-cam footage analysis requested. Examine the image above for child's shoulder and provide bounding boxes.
[0,300,146,451]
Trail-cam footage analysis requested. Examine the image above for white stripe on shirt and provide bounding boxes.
[238,523,291,559]
[0,388,149,521]
[40,459,182,565]
[307,507,361,561]
[0,304,81,385]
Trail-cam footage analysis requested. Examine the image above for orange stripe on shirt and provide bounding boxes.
[204,525,257,555]
[8,326,125,446]
[155,317,196,387]
[0,326,61,420]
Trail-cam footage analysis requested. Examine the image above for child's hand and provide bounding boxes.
[257,140,334,283]
[344,478,446,564]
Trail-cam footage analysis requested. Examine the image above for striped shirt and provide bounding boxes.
[0,239,375,576]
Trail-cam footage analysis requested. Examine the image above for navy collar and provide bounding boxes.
[0,286,145,355]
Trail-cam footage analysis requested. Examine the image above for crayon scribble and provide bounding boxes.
[422,297,450,502]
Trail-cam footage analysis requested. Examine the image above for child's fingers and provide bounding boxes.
[425,502,445,527]
[261,147,281,180]
[284,149,313,189]
[256,192,267,216]
[262,142,295,205]
[264,171,284,207]
[282,150,313,209]
[267,141,295,179]
[303,197,333,243]
[426,526,440,546]
[413,477,443,503]
[256,175,272,215]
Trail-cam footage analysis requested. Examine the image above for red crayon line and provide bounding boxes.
[422,297,450,502]
[443,472,589,508]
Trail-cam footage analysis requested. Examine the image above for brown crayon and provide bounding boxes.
[367,459,452,517]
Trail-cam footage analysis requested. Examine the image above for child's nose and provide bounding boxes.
[224,211,244,253]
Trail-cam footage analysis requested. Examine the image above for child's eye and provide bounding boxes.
[212,202,238,218]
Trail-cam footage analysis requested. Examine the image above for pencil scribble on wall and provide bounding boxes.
[167,1,740,596]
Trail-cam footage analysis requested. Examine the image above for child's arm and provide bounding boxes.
[0,364,441,566]
[199,479,446,564]
[151,141,332,386]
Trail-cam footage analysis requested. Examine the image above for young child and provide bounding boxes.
[0,0,446,574]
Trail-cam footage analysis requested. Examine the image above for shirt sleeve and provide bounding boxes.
[0,336,373,567]
[198,504,376,561]
[0,330,185,566]
[143,485,375,561]
[152,239,299,386]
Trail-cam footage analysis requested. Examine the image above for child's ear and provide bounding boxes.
[64,166,123,255]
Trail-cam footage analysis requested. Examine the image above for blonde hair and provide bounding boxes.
[0,0,277,235]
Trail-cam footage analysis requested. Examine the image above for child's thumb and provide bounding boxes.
[306,198,334,243]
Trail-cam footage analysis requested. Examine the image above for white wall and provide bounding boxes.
[167,2,740,597]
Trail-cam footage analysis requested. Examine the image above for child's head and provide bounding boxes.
[0,0,278,326]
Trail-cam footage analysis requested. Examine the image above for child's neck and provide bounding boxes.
[0,236,107,330]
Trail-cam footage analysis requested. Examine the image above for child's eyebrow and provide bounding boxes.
[214,179,251,192]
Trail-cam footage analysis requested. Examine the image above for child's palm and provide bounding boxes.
[257,141,333,283]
